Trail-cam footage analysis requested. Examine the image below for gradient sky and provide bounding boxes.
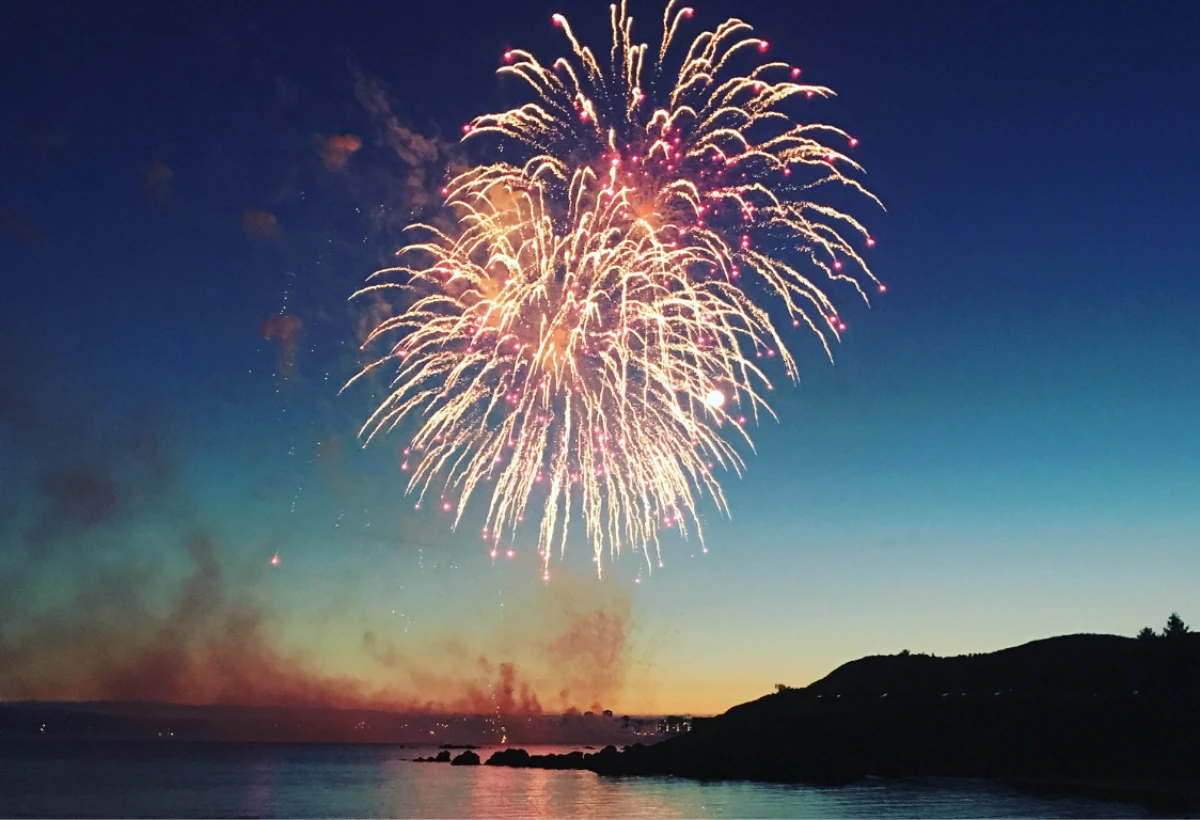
[2,0,1198,715]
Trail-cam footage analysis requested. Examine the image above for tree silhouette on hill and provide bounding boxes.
[1136,612,1190,641]
[1163,612,1191,638]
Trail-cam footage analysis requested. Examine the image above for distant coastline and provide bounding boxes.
[0,701,668,747]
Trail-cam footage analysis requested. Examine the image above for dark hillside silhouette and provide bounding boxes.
[487,625,1200,810]
[792,633,1197,699]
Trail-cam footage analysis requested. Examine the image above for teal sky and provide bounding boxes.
[2,0,1197,714]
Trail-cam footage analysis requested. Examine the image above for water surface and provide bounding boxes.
[0,740,1150,818]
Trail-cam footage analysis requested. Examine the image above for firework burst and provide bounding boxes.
[349,1,884,577]
[348,171,784,575]
[466,0,884,349]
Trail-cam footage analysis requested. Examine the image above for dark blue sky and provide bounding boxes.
[3,0,1198,712]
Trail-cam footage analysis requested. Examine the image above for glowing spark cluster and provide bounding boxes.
[467,0,885,348]
[349,1,884,576]
[348,175,778,575]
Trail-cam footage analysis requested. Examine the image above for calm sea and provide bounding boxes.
[0,739,1150,818]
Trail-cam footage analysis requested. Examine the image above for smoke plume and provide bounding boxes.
[0,332,633,716]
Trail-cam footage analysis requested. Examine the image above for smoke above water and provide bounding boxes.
[0,331,634,714]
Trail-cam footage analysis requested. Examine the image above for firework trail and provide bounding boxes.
[349,1,883,576]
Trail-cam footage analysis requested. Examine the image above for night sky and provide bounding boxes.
[2,0,1198,716]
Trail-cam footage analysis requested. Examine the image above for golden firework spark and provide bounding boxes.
[347,171,784,576]
[467,0,884,347]
[349,1,885,577]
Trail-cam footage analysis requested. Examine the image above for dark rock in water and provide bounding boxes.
[439,744,480,749]
[413,750,453,763]
[450,751,481,766]
[483,745,625,773]
[557,751,586,769]
[486,748,532,767]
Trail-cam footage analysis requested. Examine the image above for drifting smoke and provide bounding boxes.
[352,72,464,218]
[259,312,303,381]
[360,576,631,715]
[317,133,362,171]
[241,209,281,240]
[27,466,123,548]
[0,332,633,715]
[548,608,628,711]
[1,533,392,709]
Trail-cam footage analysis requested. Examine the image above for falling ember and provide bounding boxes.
[346,0,886,578]
[269,553,280,567]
